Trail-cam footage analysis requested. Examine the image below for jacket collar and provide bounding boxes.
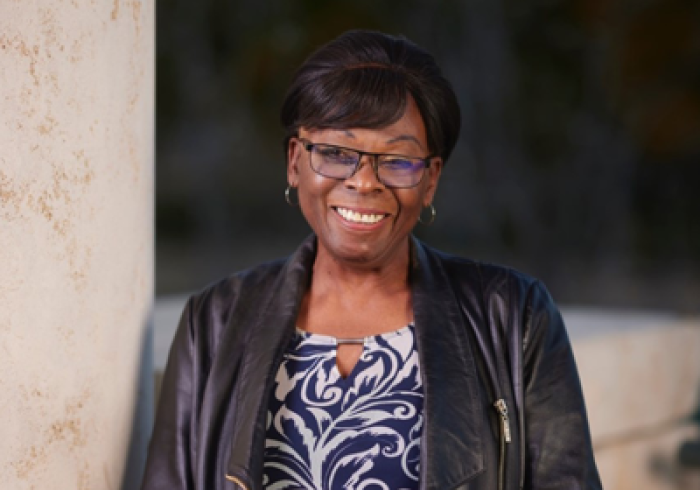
[226,235,486,490]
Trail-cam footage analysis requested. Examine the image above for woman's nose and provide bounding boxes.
[344,156,384,191]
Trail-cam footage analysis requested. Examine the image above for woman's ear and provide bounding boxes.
[287,137,302,187]
[423,157,443,207]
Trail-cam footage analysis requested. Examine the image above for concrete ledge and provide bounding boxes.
[566,310,700,443]
[595,424,700,490]
[565,309,700,490]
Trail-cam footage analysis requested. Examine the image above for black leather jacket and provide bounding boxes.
[142,235,602,490]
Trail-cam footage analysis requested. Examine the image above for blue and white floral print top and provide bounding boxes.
[263,324,424,489]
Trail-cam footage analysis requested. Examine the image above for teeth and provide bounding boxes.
[336,207,385,224]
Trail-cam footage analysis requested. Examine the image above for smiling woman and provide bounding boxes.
[142,30,602,490]
[287,97,439,276]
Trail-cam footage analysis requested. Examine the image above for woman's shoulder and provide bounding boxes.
[178,238,315,349]
[418,240,542,296]
[187,257,289,312]
[419,240,563,328]
[164,258,292,370]
[190,235,316,306]
[421,242,564,350]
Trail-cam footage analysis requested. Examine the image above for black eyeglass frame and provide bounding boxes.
[296,137,435,189]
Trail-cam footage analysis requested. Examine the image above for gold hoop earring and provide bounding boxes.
[285,185,299,206]
[418,203,436,225]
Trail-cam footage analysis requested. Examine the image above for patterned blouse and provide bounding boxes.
[263,324,424,489]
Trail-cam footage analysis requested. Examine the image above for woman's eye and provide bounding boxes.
[318,147,356,164]
[383,158,417,170]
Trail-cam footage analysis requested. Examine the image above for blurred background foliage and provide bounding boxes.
[155,0,700,312]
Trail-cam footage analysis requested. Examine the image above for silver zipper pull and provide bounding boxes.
[494,398,512,443]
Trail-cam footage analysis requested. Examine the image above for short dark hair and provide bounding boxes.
[281,30,461,163]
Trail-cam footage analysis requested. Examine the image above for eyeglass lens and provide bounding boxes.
[309,144,427,188]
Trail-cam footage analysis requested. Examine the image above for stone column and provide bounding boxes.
[0,1,154,489]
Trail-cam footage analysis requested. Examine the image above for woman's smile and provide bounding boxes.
[332,206,390,227]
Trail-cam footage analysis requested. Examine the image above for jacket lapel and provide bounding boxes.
[224,236,315,489]
[411,237,486,489]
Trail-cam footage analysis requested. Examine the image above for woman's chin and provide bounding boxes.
[318,234,408,270]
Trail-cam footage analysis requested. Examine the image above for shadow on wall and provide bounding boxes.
[648,433,700,489]
[668,389,700,489]
[121,311,154,490]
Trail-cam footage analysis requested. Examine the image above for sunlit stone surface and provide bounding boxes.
[0,1,154,489]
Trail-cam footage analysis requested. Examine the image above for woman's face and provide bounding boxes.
[287,97,443,269]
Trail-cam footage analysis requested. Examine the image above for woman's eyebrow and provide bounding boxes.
[341,131,425,151]
[386,135,425,151]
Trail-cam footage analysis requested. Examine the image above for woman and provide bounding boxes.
[142,30,602,490]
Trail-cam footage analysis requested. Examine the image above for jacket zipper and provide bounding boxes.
[494,398,511,443]
[494,398,511,490]
[225,474,250,490]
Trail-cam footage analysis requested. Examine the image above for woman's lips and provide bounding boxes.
[333,206,389,225]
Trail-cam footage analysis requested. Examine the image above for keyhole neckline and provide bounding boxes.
[294,322,414,346]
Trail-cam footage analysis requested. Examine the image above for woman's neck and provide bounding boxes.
[296,239,413,337]
[311,239,411,295]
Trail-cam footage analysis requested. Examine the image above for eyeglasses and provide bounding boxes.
[297,138,434,189]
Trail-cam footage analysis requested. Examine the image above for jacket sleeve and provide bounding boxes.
[521,281,602,489]
[141,298,198,490]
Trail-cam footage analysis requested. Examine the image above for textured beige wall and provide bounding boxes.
[0,1,154,489]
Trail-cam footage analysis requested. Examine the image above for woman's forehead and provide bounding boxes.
[299,97,428,151]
